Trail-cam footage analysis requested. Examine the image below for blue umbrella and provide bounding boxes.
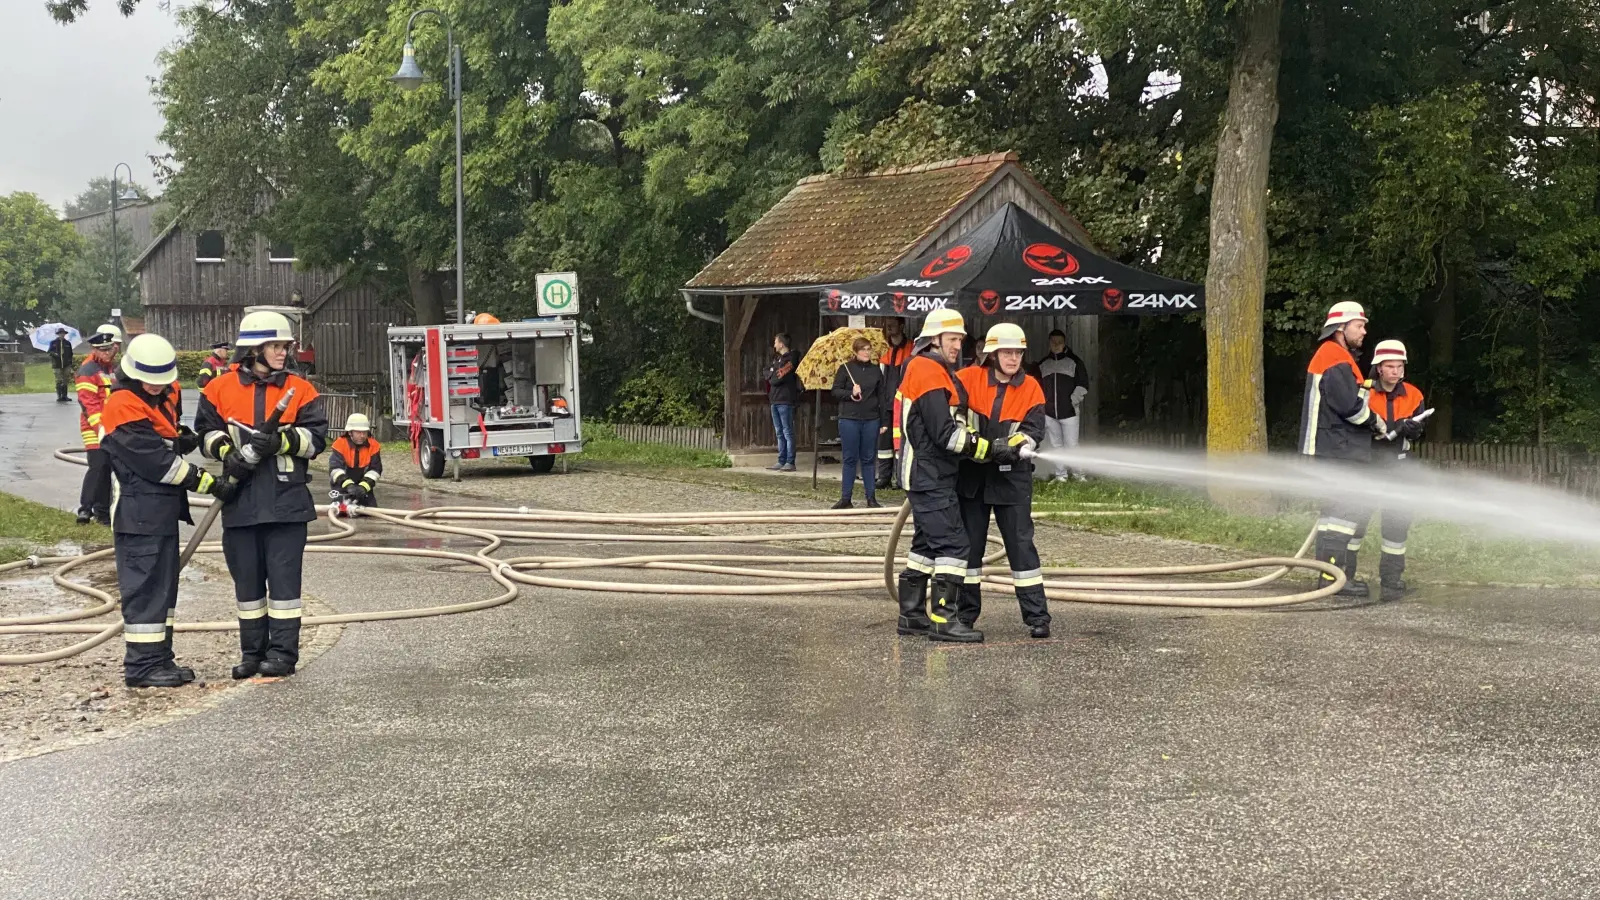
[30,323,81,352]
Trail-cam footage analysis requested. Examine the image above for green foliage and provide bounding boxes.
[0,193,83,338]
[609,363,722,428]
[0,491,110,565]
[61,176,154,220]
[578,423,730,468]
[51,223,141,332]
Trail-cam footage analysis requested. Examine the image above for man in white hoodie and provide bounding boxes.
[1030,329,1089,482]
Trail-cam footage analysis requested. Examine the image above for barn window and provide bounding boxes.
[269,240,296,262]
[195,230,226,262]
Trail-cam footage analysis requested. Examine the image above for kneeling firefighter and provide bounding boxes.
[329,413,383,507]
[195,310,329,679]
[894,309,1016,644]
[956,324,1052,639]
[101,334,231,688]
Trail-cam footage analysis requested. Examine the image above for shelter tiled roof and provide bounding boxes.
[685,153,1020,291]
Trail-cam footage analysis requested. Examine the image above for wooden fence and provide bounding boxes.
[1413,442,1600,499]
[601,422,723,452]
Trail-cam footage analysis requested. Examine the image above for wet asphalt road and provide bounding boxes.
[2,393,1600,898]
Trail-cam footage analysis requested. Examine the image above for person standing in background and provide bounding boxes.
[48,328,75,402]
[1031,329,1089,482]
[765,333,800,472]
[76,325,123,526]
[830,337,887,509]
[875,318,915,491]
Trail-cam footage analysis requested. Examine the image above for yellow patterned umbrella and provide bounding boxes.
[797,327,888,390]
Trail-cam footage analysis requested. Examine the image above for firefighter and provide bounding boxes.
[1300,301,1387,596]
[894,309,1016,643]
[100,334,231,687]
[195,341,233,389]
[329,413,383,507]
[955,324,1052,638]
[195,310,329,679]
[875,317,915,491]
[1362,339,1428,594]
[75,325,123,526]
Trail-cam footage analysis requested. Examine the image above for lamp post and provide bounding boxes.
[109,163,139,318]
[390,8,465,326]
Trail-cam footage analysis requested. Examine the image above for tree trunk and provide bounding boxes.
[1428,252,1456,442]
[1204,0,1283,456]
[408,265,446,326]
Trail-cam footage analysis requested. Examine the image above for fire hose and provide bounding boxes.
[0,448,1345,667]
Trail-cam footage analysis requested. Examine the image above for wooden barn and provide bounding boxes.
[130,223,408,389]
[682,152,1101,458]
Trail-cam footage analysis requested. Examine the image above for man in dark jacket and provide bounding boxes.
[1300,301,1387,597]
[48,328,75,402]
[1031,329,1089,482]
[101,334,228,687]
[765,333,801,472]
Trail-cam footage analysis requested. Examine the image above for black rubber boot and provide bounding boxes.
[928,579,983,643]
[256,658,296,678]
[75,509,92,526]
[1340,550,1369,597]
[236,614,268,680]
[1381,578,1409,596]
[125,666,186,689]
[1029,622,1051,639]
[896,572,932,635]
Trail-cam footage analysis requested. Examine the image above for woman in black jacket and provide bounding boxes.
[829,337,888,508]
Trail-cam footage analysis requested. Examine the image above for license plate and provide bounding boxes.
[492,444,539,457]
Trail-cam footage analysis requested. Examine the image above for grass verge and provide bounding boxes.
[378,423,732,471]
[0,363,64,396]
[0,491,111,564]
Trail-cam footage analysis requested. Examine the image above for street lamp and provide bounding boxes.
[390,8,465,326]
[110,162,140,318]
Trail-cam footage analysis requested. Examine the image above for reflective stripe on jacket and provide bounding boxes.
[955,365,1047,506]
[100,382,198,535]
[195,367,328,528]
[76,358,116,449]
[895,351,978,500]
[329,436,383,491]
[1369,381,1425,462]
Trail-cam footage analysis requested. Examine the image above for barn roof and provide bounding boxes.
[684,152,1087,293]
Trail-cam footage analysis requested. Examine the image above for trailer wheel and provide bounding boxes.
[528,455,556,474]
[419,430,447,479]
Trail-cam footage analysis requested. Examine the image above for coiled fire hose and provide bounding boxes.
[0,447,1344,667]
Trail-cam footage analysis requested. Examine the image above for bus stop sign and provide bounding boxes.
[537,272,580,317]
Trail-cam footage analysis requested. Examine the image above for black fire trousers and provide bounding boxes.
[221,522,308,666]
[1354,508,1413,584]
[897,491,969,623]
[79,449,112,518]
[116,532,180,680]
[958,496,1050,627]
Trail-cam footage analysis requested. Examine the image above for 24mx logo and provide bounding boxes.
[1004,294,1078,312]
[1127,293,1198,310]
[1031,275,1109,287]
[832,293,882,311]
[899,296,950,313]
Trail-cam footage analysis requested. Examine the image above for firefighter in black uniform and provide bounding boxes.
[329,413,383,507]
[893,309,1014,643]
[1300,301,1388,596]
[1362,339,1428,595]
[955,324,1052,638]
[100,334,230,688]
[196,310,329,679]
[195,341,232,389]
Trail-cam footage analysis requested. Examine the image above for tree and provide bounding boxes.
[51,221,141,332]
[1204,0,1282,455]
[61,176,154,220]
[45,0,140,23]
[0,193,84,336]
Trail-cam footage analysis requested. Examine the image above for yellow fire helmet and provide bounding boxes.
[120,334,179,386]
[917,308,966,340]
[236,310,295,348]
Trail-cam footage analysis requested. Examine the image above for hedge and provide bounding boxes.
[62,351,215,383]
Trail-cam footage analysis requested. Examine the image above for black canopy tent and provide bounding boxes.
[819,202,1203,319]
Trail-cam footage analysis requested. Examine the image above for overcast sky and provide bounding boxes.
[0,2,184,213]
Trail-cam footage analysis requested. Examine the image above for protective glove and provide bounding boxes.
[1369,413,1388,436]
[175,426,201,457]
[211,478,240,505]
[222,447,257,482]
[247,426,279,461]
[989,441,1021,466]
[352,484,373,503]
[1398,417,1427,440]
